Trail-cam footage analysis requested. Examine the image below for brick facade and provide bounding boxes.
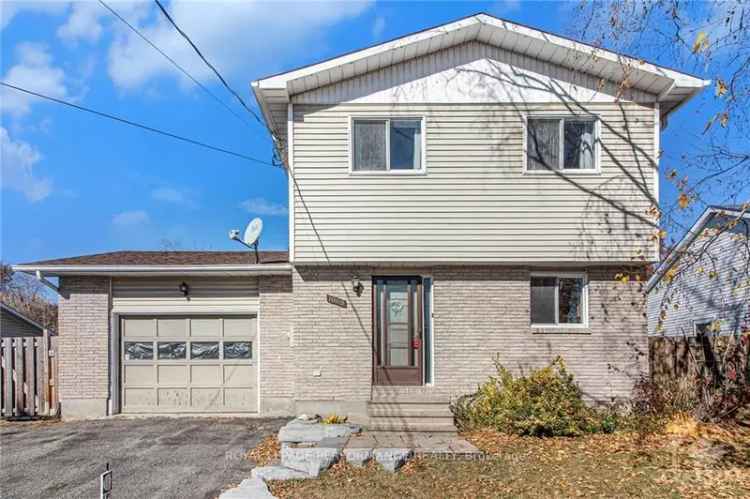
[292,265,649,411]
[56,266,648,419]
[58,276,111,418]
[259,275,295,414]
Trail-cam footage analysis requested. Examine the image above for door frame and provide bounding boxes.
[371,276,424,386]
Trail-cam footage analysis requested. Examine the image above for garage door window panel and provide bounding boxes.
[224,341,252,360]
[124,342,154,360]
[158,342,187,360]
[190,342,220,360]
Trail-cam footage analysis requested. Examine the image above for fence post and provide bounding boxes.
[41,330,49,416]
[1,339,8,417]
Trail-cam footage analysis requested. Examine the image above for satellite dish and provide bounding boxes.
[243,217,263,246]
[228,217,263,263]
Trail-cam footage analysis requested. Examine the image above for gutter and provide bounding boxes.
[12,263,293,277]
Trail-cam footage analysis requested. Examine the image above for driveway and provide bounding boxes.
[0,417,288,499]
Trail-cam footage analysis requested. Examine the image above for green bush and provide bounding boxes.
[451,356,609,437]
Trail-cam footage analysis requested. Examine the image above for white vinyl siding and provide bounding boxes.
[291,101,657,263]
[647,216,750,337]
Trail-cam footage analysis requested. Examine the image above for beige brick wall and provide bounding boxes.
[58,276,111,418]
[292,265,648,407]
[259,275,295,414]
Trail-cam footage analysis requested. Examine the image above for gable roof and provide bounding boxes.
[253,12,709,138]
[13,251,291,277]
[645,206,750,292]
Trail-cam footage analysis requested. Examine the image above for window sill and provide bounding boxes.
[522,169,601,176]
[531,325,591,335]
[349,170,427,176]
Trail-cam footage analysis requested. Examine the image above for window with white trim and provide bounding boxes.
[352,118,423,172]
[527,117,597,171]
[530,274,587,326]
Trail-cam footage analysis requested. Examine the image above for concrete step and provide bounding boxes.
[370,393,451,404]
[368,403,453,419]
[365,420,458,433]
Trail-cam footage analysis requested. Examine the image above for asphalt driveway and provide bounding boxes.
[0,417,288,499]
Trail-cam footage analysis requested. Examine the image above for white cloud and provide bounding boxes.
[372,15,386,39]
[0,1,68,30]
[151,186,197,207]
[492,0,522,15]
[240,197,287,216]
[107,0,372,91]
[112,209,150,226]
[0,127,53,202]
[1,43,70,117]
[57,2,103,43]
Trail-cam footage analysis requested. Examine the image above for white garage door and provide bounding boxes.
[120,316,257,414]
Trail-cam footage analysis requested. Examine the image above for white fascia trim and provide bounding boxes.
[288,102,295,263]
[13,264,293,277]
[645,207,749,292]
[254,14,709,94]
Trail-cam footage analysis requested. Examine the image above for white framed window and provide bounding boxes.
[530,272,588,327]
[524,116,600,173]
[350,117,425,174]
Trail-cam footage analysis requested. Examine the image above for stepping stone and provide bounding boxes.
[318,436,349,449]
[343,448,373,467]
[281,445,340,477]
[278,421,360,444]
[373,448,413,473]
[219,478,275,499]
[251,465,312,481]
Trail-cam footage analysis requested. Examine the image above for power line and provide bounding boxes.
[0,81,275,166]
[152,0,269,132]
[97,0,256,132]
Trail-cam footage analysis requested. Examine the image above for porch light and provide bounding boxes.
[352,274,364,297]
[179,282,190,297]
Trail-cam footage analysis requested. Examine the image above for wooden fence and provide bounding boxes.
[1,331,58,418]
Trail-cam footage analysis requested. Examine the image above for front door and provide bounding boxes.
[373,277,423,385]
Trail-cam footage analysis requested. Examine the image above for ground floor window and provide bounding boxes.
[530,273,587,326]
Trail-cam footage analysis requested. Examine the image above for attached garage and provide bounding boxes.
[120,316,257,414]
[13,250,292,419]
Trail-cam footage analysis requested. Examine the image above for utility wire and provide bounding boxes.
[98,0,256,132]
[152,0,268,133]
[0,82,275,166]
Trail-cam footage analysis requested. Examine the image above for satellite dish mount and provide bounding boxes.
[229,217,263,263]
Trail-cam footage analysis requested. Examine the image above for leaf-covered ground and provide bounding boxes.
[268,421,750,498]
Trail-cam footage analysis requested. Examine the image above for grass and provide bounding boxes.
[267,421,750,498]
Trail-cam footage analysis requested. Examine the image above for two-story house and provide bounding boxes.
[14,14,708,428]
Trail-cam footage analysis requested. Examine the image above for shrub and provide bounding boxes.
[452,356,606,437]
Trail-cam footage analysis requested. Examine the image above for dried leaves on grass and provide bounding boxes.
[245,435,280,466]
[267,421,749,499]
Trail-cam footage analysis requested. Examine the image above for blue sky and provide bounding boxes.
[0,1,728,264]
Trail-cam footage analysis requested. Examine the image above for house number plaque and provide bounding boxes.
[326,294,348,308]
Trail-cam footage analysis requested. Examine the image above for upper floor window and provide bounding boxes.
[352,118,423,172]
[526,117,598,172]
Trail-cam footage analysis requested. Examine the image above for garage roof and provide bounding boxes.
[13,251,291,277]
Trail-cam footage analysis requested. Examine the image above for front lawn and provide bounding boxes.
[269,423,750,498]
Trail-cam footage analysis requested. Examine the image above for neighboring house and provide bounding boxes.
[646,206,749,341]
[0,303,46,338]
[647,206,750,338]
[13,14,709,427]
